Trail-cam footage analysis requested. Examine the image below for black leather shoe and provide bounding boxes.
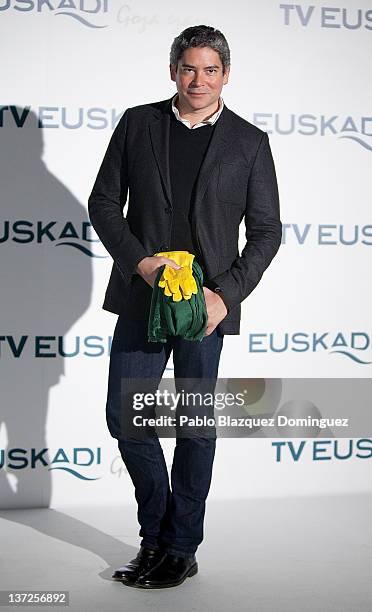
[112,546,166,583]
[132,553,198,589]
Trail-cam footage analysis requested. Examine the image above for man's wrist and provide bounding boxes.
[204,279,230,313]
[135,256,149,275]
[217,291,229,313]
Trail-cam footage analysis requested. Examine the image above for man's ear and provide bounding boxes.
[170,63,177,82]
[223,66,230,85]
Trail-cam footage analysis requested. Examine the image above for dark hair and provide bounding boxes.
[170,25,230,74]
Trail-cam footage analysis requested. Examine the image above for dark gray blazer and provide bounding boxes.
[88,95,282,335]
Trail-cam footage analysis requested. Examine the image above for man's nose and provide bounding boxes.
[190,72,205,87]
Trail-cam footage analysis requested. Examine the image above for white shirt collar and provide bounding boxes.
[171,93,224,129]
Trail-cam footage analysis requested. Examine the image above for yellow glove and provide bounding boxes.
[154,251,198,301]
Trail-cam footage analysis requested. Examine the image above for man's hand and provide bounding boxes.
[136,259,227,335]
[203,287,228,336]
[136,256,181,288]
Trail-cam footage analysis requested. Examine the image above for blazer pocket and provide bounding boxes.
[216,162,249,205]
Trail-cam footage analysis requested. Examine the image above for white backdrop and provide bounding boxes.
[1,0,371,508]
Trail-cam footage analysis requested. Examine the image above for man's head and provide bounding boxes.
[169,25,230,113]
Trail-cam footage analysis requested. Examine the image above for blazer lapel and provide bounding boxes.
[149,97,173,207]
[149,95,232,210]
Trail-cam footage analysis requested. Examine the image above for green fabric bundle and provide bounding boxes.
[148,260,208,343]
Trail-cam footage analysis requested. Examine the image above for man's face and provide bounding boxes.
[170,46,229,111]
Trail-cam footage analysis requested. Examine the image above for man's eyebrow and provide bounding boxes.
[181,63,220,69]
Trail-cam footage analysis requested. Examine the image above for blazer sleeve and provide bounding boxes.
[88,108,150,285]
[211,132,282,310]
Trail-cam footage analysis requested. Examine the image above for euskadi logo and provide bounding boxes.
[0,220,108,258]
[0,0,110,29]
[0,447,101,480]
[249,332,372,365]
[251,113,372,152]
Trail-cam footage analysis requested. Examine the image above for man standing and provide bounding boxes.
[88,25,281,589]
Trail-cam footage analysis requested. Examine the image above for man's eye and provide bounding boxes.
[183,68,216,73]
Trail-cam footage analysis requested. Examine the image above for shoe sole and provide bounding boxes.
[128,562,198,589]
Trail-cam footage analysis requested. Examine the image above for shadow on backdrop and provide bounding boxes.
[0,107,93,508]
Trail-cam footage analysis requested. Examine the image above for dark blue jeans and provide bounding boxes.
[106,314,224,557]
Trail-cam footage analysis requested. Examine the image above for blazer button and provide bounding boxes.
[164,207,171,214]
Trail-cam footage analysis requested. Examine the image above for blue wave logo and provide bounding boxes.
[55,241,108,258]
[329,350,372,365]
[338,134,372,151]
[55,11,108,28]
[48,466,100,480]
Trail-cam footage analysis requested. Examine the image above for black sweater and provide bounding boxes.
[168,106,216,256]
